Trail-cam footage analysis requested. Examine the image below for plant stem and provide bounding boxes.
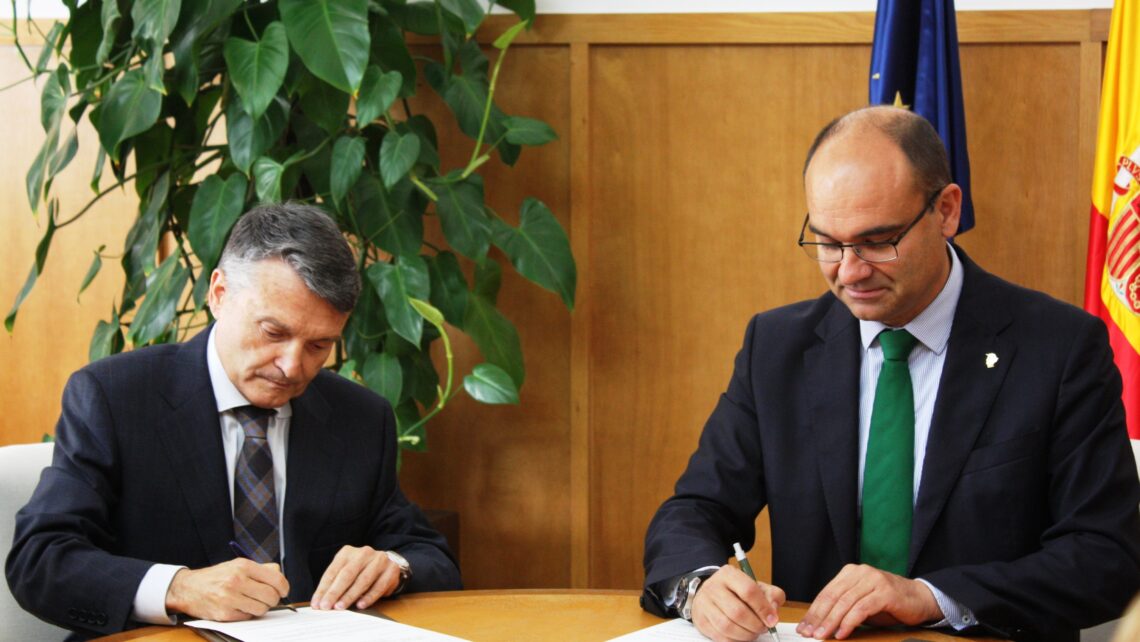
[410,175,439,202]
[401,313,455,437]
[466,37,512,170]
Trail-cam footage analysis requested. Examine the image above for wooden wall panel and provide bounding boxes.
[954,43,1087,306]
[586,43,871,588]
[0,45,135,445]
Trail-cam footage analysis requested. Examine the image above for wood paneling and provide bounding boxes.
[586,43,870,588]
[1,11,1108,594]
[953,43,1086,304]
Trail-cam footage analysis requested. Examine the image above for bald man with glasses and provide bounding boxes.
[641,106,1140,642]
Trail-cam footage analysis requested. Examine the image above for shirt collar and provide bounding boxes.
[859,242,963,355]
[206,326,292,417]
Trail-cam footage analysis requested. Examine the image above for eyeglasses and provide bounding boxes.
[797,187,945,264]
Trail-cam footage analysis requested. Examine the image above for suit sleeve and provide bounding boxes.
[642,316,768,615]
[921,316,1140,638]
[5,370,154,636]
[366,402,462,593]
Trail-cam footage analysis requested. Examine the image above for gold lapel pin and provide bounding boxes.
[985,353,998,369]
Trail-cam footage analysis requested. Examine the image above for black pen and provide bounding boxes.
[733,542,780,642]
[228,540,297,612]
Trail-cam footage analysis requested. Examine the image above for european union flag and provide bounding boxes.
[870,0,975,235]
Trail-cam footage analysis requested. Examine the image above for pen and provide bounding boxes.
[228,540,297,612]
[733,542,780,642]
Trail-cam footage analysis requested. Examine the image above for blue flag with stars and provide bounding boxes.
[870,0,975,235]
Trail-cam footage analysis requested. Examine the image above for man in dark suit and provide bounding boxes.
[642,107,1140,642]
[6,203,460,638]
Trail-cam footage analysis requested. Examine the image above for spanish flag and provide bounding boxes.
[1085,0,1140,444]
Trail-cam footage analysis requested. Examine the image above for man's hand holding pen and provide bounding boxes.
[165,558,290,622]
[689,565,786,642]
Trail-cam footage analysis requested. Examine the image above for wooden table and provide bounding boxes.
[99,589,1000,641]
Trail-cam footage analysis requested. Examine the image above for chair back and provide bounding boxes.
[0,442,68,641]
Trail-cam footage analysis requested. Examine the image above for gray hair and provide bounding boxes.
[217,202,361,313]
[803,105,951,195]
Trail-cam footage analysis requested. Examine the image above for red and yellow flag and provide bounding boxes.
[1085,0,1140,442]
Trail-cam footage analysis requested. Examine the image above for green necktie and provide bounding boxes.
[860,329,918,576]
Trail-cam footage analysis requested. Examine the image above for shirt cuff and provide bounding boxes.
[132,564,186,625]
[916,579,978,630]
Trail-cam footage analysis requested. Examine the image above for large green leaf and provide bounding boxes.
[298,74,350,135]
[224,21,289,120]
[463,363,519,404]
[439,0,485,35]
[473,256,501,304]
[427,252,468,327]
[379,130,420,189]
[430,174,489,260]
[330,136,366,206]
[362,351,403,404]
[127,251,190,346]
[350,175,423,259]
[78,245,106,301]
[226,96,288,174]
[26,123,58,214]
[4,208,56,333]
[187,173,247,269]
[89,310,124,361]
[122,175,170,305]
[131,0,183,46]
[367,256,430,345]
[94,69,163,161]
[400,350,440,408]
[370,19,416,98]
[96,0,122,65]
[491,198,576,309]
[355,66,401,127]
[40,64,69,132]
[463,294,524,387]
[280,0,370,94]
[497,0,536,22]
[502,116,558,146]
[253,156,286,203]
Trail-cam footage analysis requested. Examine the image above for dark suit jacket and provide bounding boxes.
[642,247,1140,642]
[6,329,461,638]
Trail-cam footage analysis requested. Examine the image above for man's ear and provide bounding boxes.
[936,184,963,238]
[206,269,226,315]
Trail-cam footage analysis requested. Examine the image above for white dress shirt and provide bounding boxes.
[132,327,292,624]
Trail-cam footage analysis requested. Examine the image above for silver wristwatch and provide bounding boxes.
[677,573,705,621]
[385,550,412,593]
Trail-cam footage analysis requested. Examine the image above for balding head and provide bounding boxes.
[803,106,951,196]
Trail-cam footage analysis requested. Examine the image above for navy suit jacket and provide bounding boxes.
[642,248,1140,641]
[6,329,460,638]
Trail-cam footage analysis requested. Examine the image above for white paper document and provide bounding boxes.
[184,606,470,642]
[607,619,811,641]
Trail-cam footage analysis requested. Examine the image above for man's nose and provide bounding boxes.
[837,248,873,284]
[275,342,305,380]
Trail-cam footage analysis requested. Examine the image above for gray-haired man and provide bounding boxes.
[7,203,460,639]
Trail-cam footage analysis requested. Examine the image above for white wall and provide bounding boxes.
[1,0,1116,20]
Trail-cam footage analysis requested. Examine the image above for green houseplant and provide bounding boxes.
[7,0,576,454]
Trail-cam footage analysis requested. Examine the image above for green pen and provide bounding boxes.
[733,542,780,642]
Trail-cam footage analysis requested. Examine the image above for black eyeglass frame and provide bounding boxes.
[797,186,947,264]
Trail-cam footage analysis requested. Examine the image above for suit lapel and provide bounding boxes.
[282,381,344,590]
[909,254,1014,572]
[805,298,863,564]
[156,330,235,566]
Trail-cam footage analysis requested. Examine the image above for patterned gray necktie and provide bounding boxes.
[232,406,280,563]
